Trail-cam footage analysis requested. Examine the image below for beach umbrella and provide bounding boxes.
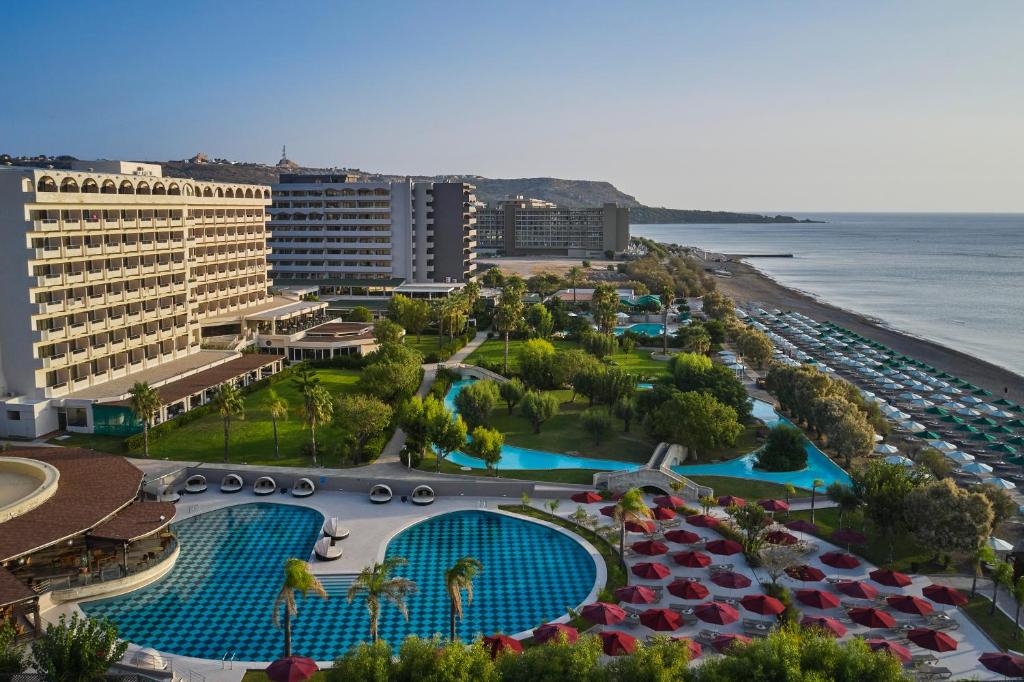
[907,628,957,652]
[625,520,657,533]
[481,635,523,658]
[705,539,743,556]
[758,499,790,513]
[533,623,579,644]
[571,491,603,504]
[598,630,636,656]
[831,528,868,545]
[836,580,879,599]
[982,477,1016,490]
[988,536,1014,552]
[710,571,752,589]
[800,616,846,638]
[993,398,1017,406]
[926,439,956,451]
[712,633,752,653]
[632,562,672,580]
[717,495,746,507]
[686,514,720,528]
[874,443,900,455]
[785,564,826,582]
[848,607,896,629]
[614,585,657,604]
[922,584,968,607]
[695,601,740,625]
[991,444,1019,455]
[600,505,618,518]
[265,657,319,682]
[884,455,914,467]
[664,529,701,544]
[974,388,993,397]
[652,494,686,509]
[1008,436,1024,446]
[640,607,684,631]
[915,431,942,440]
[958,407,982,417]
[945,450,975,464]
[581,602,627,625]
[979,652,1024,678]
[652,506,677,521]
[962,461,993,475]
[764,530,799,545]
[740,594,785,616]
[786,519,819,534]
[971,432,998,443]
[992,411,1016,420]
[866,639,913,664]
[1006,419,1024,428]
[632,540,669,556]
[938,415,964,424]
[953,424,979,434]
[973,416,998,426]
[820,552,860,569]
[899,421,926,432]
[673,550,712,567]
[672,637,702,659]
[869,568,912,587]
[668,578,709,600]
[923,406,947,415]
[795,589,840,609]
[887,595,934,616]
[992,425,1016,434]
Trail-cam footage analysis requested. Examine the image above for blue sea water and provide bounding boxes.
[82,505,595,661]
[635,214,1024,377]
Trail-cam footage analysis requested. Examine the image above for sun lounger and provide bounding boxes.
[712,593,740,605]
[696,629,720,645]
[660,518,682,528]
[623,605,645,616]
[910,653,937,667]
[915,665,952,680]
[709,564,735,572]
[669,603,696,615]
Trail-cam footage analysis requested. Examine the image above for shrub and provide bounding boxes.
[757,424,809,472]
[581,408,614,445]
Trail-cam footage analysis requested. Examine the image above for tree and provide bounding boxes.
[566,265,583,305]
[971,482,1017,528]
[852,461,922,564]
[481,267,505,288]
[971,545,996,597]
[581,331,617,360]
[347,558,417,643]
[757,424,808,472]
[518,338,557,388]
[390,294,431,342]
[496,633,604,682]
[729,502,769,553]
[759,543,803,584]
[336,394,393,462]
[614,396,636,432]
[700,290,735,321]
[606,636,692,681]
[615,488,653,567]
[660,284,674,356]
[454,380,500,429]
[519,391,559,434]
[525,303,554,339]
[349,305,373,322]
[467,426,503,475]
[1012,575,1024,637]
[546,498,560,515]
[676,324,711,355]
[591,283,619,334]
[127,381,161,456]
[265,389,289,460]
[211,383,244,463]
[735,327,774,369]
[645,390,742,460]
[359,344,423,402]
[828,409,876,468]
[30,613,128,682]
[444,557,483,641]
[670,353,751,419]
[618,333,636,356]
[826,482,861,528]
[0,622,26,675]
[494,279,526,373]
[301,384,334,465]
[914,448,953,480]
[991,560,1015,616]
[428,406,467,472]
[397,395,429,468]
[499,378,525,415]
[327,640,392,682]
[394,637,498,682]
[553,348,601,394]
[810,479,824,524]
[373,318,404,345]
[273,558,327,658]
[593,367,635,406]
[903,479,993,566]
[581,408,613,445]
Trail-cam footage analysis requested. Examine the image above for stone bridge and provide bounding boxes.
[593,442,713,501]
[438,362,509,383]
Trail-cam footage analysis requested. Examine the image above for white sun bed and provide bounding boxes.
[323,517,350,540]
[313,536,343,561]
[292,477,315,498]
[369,484,393,504]
[184,474,207,494]
[156,485,180,503]
[220,474,244,493]
[253,476,276,496]
[410,484,435,506]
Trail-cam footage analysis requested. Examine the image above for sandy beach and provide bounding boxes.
[711,256,1024,403]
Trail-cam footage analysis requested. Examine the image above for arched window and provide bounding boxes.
[81,179,99,193]
[37,176,57,192]
[152,183,166,195]
[215,188,224,198]
[225,188,234,198]
[136,182,151,195]
[202,187,213,197]
[184,184,195,196]
[119,180,135,195]
[244,188,254,198]
[101,180,117,194]
[60,177,79,193]
[263,189,270,199]
[168,183,181,195]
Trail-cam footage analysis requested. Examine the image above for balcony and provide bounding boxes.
[41,354,67,369]
[70,348,88,361]
[65,272,85,284]
[33,219,60,232]
[39,300,66,314]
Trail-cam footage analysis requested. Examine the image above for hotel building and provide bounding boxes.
[267,174,477,287]
[475,196,629,257]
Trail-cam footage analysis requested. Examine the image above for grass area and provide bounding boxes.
[47,431,127,454]
[686,475,807,500]
[702,422,761,463]
[464,337,670,380]
[403,333,444,356]
[964,595,1023,651]
[420,453,598,485]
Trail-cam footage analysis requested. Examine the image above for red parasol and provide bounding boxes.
[631,539,669,556]
[710,570,752,589]
[672,636,703,658]
[533,623,579,644]
[820,551,860,569]
[640,607,684,631]
[653,494,686,508]
[625,519,656,533]
[652,506,677,520]
[632,562,672,580]
[600,505,618,518]
[886,595,934,616]
[599,630,637,656]
[686,513,720,528]
[979,652,1024,677]
[764,530,798,545]
[571,491,603,504]
[758,499,790,512]
[481,634,523,658]
[836,580,879,600]
[800,615,847,638]
[668,578,709,600]
[614,585,658,604]
[786,519,819,534]
[866,639,912,664]
[794,588,840,609]
[785,564,826,582]
[718,495,746,507]
[907,628,957,652]
[665,529,701,544]
[695,601,740,625]
[580,602,627,625]
[869,568,912,588]
[848,607,896,629]
[740,594,785,615]
[711,633,751,652]
[831,528,868,545]
[265,657,319,682]
[705,539,743,556]
[672,550,712,568]
[922,584,968,607]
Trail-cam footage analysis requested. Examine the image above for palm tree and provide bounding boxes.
[614,488,653,577]
[1012,575,1024,637]
[301,385,334,466]
[660,285,674,356]
[347,557,417,643]
[211,383,244,463]
[566,266,583,306]
[546,499,560,516]
[992,559,1015,615]
[127,382,161,456]
[273,558,327,658]
[809,479,824,523]
[494,280,525,374]
[783,483,796,509]
[971,545,996,596]
[266,390,289,460]
[444,557,482,641]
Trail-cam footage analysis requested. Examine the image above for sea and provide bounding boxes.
[634,213,1024,377]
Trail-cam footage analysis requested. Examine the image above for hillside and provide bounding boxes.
[2,154,815,223]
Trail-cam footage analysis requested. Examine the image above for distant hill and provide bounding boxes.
[2,154,816,223]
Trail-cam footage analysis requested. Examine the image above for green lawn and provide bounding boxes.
[964,595,1023,651]
[686,476,806,500]
[403,333,444,356]
[47,431,128,454]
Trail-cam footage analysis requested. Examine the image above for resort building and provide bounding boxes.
[267,174,477,287]
[0,162,296,438]
[475,196,629,257]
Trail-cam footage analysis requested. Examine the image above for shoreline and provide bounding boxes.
[707,255,1024,403]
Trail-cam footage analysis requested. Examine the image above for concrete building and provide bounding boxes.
[0,163,293,438]
[475,196,629,257]
[267,175,476,287]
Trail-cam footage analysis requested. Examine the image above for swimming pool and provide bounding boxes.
[82,505,596,661]
[613,323,665,337]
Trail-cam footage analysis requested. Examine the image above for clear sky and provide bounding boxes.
[3,1,1022,212]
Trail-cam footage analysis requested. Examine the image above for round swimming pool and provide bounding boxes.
[82,504,596,661]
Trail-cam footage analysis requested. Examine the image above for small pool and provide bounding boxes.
[613,323,665,337]
[82,505,596,661]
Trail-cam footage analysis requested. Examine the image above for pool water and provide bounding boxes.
[82,505,595,661]
[613,323,665,337]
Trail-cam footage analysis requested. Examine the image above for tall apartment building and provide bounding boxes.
[475,197,629,257]
[267,175,477,286]
[0,162,286,439]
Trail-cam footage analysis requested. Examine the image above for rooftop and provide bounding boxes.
[109,354,284,408]
[62,350,237,402]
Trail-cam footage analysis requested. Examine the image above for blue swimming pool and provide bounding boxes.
[613,323,665,337]
[82,505,596,661]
